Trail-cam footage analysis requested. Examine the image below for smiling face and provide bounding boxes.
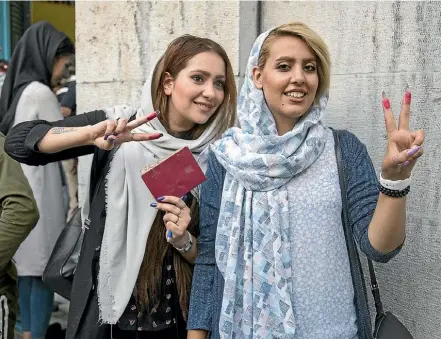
[253,35,319,135]
[163,51,226,132]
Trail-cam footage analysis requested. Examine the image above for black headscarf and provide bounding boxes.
[0,21,74,134]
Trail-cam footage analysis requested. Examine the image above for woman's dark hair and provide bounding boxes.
[54,38,75,85]
[55,38,75,58]
[0,22,74,134]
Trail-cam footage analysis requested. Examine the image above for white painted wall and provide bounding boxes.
[76,1,441,337]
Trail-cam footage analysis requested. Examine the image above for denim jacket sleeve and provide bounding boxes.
[340,130,402,263]
[187,151,225,331]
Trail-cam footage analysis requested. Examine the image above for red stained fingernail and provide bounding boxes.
[404,91,411,104]
[382,98,391,109]
[146,111,160,121]
[104,134,109,140]
[148,133,163,140]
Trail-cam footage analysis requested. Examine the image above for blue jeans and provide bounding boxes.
[15,276,54,339]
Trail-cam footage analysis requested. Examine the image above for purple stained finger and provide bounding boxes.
[407,145,421,156]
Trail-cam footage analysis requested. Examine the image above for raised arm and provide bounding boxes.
[5,110,106,165]
[5,110,161,166]
[342,131,402,263]
[37,111,161,153]
[366,91,424,255]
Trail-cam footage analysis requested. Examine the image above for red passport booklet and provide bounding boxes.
[140,147,206,198]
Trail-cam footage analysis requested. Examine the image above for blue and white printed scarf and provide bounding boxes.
[211,29,328,338]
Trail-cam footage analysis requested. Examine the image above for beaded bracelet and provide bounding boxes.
[379,185,410,198]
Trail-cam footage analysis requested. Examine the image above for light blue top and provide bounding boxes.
[285,129,357,338]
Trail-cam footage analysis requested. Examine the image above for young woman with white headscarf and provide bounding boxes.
[5,35,237,339]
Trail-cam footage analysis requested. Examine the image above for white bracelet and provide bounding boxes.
[379,172,411,191]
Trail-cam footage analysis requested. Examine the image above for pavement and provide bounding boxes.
[50,294,69,329]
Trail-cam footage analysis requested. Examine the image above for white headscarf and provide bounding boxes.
[93,61,220,324]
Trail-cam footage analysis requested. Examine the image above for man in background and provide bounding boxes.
[0,133,39,339]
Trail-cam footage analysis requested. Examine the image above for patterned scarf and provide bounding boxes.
[211,30,328,338]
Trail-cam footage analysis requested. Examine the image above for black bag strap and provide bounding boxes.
[368,258,384,316]
[332,129,385,318]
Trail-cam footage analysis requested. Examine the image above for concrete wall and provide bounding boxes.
[261,2,441,338]
[76,1,441,337]
[75,0,243,208]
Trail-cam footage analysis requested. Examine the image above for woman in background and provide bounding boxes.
[0,21,74,339]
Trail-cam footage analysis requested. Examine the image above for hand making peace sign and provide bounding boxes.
[90,110,163,150]
[381,90,425,181]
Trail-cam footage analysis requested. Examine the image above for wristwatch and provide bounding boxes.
[173,231,193,253]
